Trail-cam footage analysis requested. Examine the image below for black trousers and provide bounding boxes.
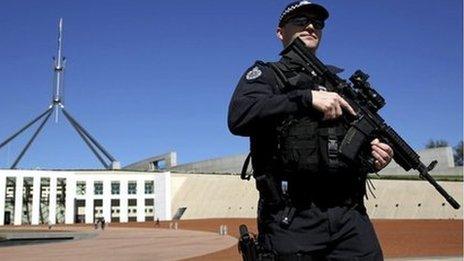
[257,200,383,261]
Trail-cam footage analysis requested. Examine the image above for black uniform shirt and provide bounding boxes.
[228,60,315,137]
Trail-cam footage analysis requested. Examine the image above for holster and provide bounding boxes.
[255,173,283,207]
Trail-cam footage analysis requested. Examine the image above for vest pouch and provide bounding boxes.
[276,118,319,175]
[318,124,350,172]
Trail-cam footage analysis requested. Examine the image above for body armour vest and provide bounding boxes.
[268,59,357,178]
[246,59,368,208]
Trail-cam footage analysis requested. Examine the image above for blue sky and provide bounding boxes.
[0,0,462,169]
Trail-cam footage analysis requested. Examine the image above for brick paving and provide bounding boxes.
[0,218,462,260]
[0,226,236,261]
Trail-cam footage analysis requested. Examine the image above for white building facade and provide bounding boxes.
[0,169,171,226]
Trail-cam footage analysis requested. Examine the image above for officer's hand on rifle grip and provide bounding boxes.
[371,138,394,170]
[311,90,356,120]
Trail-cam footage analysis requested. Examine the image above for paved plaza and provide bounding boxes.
[0,219,462,260]
[0,226,236,261]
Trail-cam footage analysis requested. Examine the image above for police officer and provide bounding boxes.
[228,1,394,260]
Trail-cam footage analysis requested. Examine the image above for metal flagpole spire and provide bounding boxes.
[0,18,120,170]
[53,18,66,122]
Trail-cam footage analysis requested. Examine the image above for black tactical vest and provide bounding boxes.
[268,60,355,177]
[242,60,367,209]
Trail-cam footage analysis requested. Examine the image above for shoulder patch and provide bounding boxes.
[246,66,262,80]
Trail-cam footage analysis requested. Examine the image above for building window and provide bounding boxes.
[128,181,137,195]
[94,181,103,195]
[76,181,86,195]
[111,181,120,195]
[144,181,154,194]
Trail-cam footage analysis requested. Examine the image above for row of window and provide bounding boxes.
[93,208,154,214]
[76,181,154,196]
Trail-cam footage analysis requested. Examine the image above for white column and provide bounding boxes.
[136,179,145,222]
[154,172,171,220]
[65,177,76,224]
[102,179,111,223]
[49,177,57,225]
[0,176,6,225]
[163,173,171,220]
[14,176,23,225]
[31,176,41,225]
[119,180,128,223]
[85,180,94,224]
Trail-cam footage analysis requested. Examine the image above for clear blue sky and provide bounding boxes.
[0,0,462,169]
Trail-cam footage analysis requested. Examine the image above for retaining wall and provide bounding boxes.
[171,173,463,220]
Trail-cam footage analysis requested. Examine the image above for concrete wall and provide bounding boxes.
[170,173,463,220]
[365,179,463,219]
[171,173,258,219]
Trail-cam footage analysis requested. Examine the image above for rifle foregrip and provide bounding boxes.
[383,125,420,171]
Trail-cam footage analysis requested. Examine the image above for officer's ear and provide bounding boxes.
[276,27,284,41]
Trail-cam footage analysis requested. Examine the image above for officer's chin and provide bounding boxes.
[301,38,318,51]
[290,36,319,53]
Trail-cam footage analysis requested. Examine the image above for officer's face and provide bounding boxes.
[277,15,323,52]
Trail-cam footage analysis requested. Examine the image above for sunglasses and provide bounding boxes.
[288,16,325,30]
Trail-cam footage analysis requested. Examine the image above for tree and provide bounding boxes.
[454,140,463,166]
[425,139,449,149]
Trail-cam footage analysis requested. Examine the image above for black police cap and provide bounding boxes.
[279,1,329,27]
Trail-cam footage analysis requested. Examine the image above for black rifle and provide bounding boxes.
[281,38,460,209]
[238,224,258,261]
